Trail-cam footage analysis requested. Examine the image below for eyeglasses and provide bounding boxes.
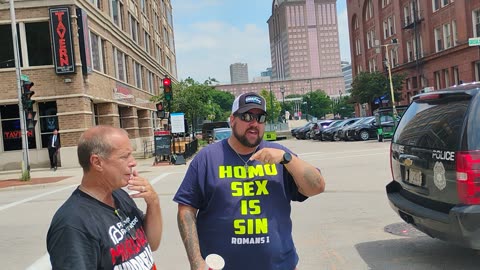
[114,209,137,240]
[235,112,267,124]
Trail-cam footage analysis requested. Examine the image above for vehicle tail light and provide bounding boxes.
[456,150,480,204]
[417,94,440,100]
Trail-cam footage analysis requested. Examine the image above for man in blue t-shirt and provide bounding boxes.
[174,92,326,270]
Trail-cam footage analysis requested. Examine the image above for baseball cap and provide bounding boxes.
[231,92,267,115]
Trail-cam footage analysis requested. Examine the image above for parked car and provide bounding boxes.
[295,122,315,140]
[201,121,230,140]
[344,116,376,141]
[322,118,360,141]
[291,122,312,137]
[210,128,231,143]
[312,120,337,140]
[337,118,363,141]
[386,82,480,250]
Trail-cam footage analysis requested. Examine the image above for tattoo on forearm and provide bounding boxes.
[304,167,322,190]
[178,210,203,270]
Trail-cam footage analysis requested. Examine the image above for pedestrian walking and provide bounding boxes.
[48,129,60,171]
[47,125,163,269]
[174,92,326,270]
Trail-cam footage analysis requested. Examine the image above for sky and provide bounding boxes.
[171,0,350,84]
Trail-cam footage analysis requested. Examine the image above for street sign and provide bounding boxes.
[469,37,480,46]
[21,74,30,81]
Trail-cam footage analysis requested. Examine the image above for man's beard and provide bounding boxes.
[232,123,262,148]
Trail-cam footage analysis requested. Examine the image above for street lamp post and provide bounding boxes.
[374,39,399,127]
[280,86,285,123]
[269,82,273,126]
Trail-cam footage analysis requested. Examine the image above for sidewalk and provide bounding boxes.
[0,157,161,190]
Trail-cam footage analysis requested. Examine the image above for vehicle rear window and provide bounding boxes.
[393,98,470,150]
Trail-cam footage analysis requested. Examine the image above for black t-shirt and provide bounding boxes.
[47,188,157,270]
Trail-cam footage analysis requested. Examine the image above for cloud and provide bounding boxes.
[175,21,270,84]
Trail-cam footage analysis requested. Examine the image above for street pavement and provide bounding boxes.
[2,138,480,269]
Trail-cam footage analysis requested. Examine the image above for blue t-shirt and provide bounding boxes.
[173,139,307,270]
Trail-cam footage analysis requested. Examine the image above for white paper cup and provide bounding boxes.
[205,254,225,270]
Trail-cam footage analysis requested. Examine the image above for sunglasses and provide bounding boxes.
[114,209,137,240]
[235,112,267,124]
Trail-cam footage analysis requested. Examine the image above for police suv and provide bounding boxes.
[386,82,480,249]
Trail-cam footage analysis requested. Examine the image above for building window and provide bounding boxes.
[110,0,124,29]
[130,14,139,43]
[452,20,458,46]
[39,101,58,149]
[365,0,374,21]
[433,0,440,11]
[144,31,151,54]
[89,0,101,9]
[113,47,126,82]
[443,23,451,49]
[434,71,441,89]
[407,40,413,62]
[140,0,146,13]
[475,61,480,81]
[0,22,53,69]
[434,27,443,52]
[1,104,36,151]
[383,20,388,38]
[147,71,154,93]
[25,22,53,67]
[90,31,105,73]
[443,69,450,87]
[134,62,143,89]
[474,10,480,37]
[388,17,394,36]
[453,66,460,85]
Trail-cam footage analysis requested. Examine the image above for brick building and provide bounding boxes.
[0,0,176,170]
[348,0,480,115]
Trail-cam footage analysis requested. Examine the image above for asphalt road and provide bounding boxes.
[1,138,480,269]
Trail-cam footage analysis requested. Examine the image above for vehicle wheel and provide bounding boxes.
[333,132,340,141]
[360,130,370,141]
[378,134,384,142]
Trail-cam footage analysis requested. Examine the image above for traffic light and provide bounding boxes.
[21,81,37,130]
[163,77,172,101]
[22,81,35,110]
[156,102,165,118]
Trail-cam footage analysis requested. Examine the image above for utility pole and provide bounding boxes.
[6,0,30,179]
[374,39,399,127]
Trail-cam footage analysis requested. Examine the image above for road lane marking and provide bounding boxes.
[0,173,178,212]
[0,184,77,212]
[303,152,387,162]
[298,148,389,157]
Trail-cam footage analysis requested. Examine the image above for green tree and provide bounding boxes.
[150,77,233,134]
[304,90,332,118]
[350,71,405,105]
[332,96,355,118]
[259,89,281,123]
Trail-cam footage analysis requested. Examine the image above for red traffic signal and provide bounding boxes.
[163,77,172,101]
[162,77,171,87]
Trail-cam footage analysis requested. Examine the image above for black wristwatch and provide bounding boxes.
[280,152,292,165]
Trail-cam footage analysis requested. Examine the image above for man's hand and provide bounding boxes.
[127,169,158,204]
[250,148,285,164]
